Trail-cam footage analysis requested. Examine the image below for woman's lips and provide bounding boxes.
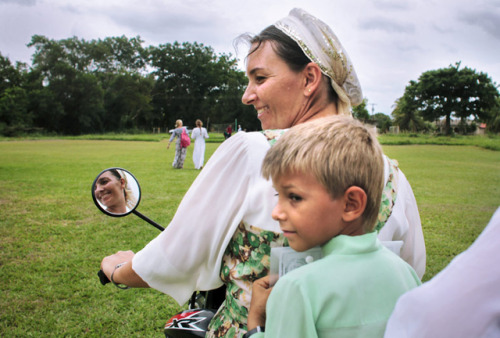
[256,107,268,118]
[100,191,111,203]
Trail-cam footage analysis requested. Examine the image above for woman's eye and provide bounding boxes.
[255,76,266,83]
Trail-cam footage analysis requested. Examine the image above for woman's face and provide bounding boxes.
[94,172,126,213]
[242,41,307,130]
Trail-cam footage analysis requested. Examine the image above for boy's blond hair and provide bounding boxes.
[262,116,384,232]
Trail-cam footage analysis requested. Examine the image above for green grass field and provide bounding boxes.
[1,137,499,336]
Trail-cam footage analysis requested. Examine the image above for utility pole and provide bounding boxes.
[371,103,376,115]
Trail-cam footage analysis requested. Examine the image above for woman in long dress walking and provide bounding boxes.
[167,119,188,169]
[191,119,209,170]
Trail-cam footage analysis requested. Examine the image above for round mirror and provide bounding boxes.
[92,168,141,217]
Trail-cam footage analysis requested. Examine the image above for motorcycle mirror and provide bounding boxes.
[92,168,141,217]
[92,168,164,231]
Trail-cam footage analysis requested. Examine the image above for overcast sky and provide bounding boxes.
[1,0,499,115]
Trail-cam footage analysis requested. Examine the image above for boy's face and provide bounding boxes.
[272,171,349,252]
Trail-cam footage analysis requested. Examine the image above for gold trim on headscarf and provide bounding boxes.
[274,8,363,114]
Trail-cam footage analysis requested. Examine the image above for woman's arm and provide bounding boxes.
[101,250,149,288]
[168,128,178,142]
[168,128,183,148]
[132,132,273,304]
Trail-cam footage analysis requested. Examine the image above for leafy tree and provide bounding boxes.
[209,56,259,131]
[28,35,147,75]
[149,42,217,128]
[0,53,31,135]
[487,97,500,133]
[86,36,147,74]
[28,35,152,134]
[29,86,65,133]
[0,53,26,94]
[48,67,104,134]
[352,98,370,122]
[103,73,154,131]
[392,81,427,132]
[3,35,256,135]
[372,113,392,133]
[397,62,499,134]
[0,87,31,135]
[149,41,252,130]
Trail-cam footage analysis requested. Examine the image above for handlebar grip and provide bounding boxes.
[98,269,110,285]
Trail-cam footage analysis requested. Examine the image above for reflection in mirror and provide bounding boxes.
[92,168,141,217]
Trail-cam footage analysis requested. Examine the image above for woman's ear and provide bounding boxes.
[342,186,367,223]
[303,62,323,96]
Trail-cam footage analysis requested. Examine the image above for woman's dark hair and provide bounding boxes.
[108,169,121,180]
[247,25,310,72]
[238,25,338,102]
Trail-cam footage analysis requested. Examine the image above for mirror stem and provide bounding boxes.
[133,210,165,231]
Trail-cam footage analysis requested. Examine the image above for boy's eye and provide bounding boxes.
[289,193,302,202]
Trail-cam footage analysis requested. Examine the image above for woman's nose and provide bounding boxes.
[241,84,255,105]
[95,184,104,194]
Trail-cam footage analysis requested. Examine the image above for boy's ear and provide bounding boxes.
[342,186,367,223]
[302,62,323,96]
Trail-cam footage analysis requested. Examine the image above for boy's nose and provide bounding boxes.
[271,203,285,222]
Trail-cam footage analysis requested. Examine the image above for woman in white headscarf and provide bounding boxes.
[101,8,425,337]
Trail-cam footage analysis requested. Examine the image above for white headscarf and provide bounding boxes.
[274,8,363,113]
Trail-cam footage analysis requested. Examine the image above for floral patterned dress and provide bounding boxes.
[207,222,288,337]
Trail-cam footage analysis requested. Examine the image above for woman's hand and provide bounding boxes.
[100,250,149,288]
[247,276,273,330]
[101,250,135,280]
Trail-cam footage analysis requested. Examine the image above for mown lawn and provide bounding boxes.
[0,137,499,336]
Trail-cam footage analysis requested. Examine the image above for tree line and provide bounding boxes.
[1,36,499,136]
[0,35,258,136]
[353,62,500,135]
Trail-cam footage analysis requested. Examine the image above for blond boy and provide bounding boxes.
[245,116,421,338]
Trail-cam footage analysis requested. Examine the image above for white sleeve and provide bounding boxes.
[132,132,271,305]
[385,208,500,338]
[378,156,426,279]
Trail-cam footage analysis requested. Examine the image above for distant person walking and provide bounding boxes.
[167,119,188,169]
[224,124,232,139]
[191,119,209,170]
